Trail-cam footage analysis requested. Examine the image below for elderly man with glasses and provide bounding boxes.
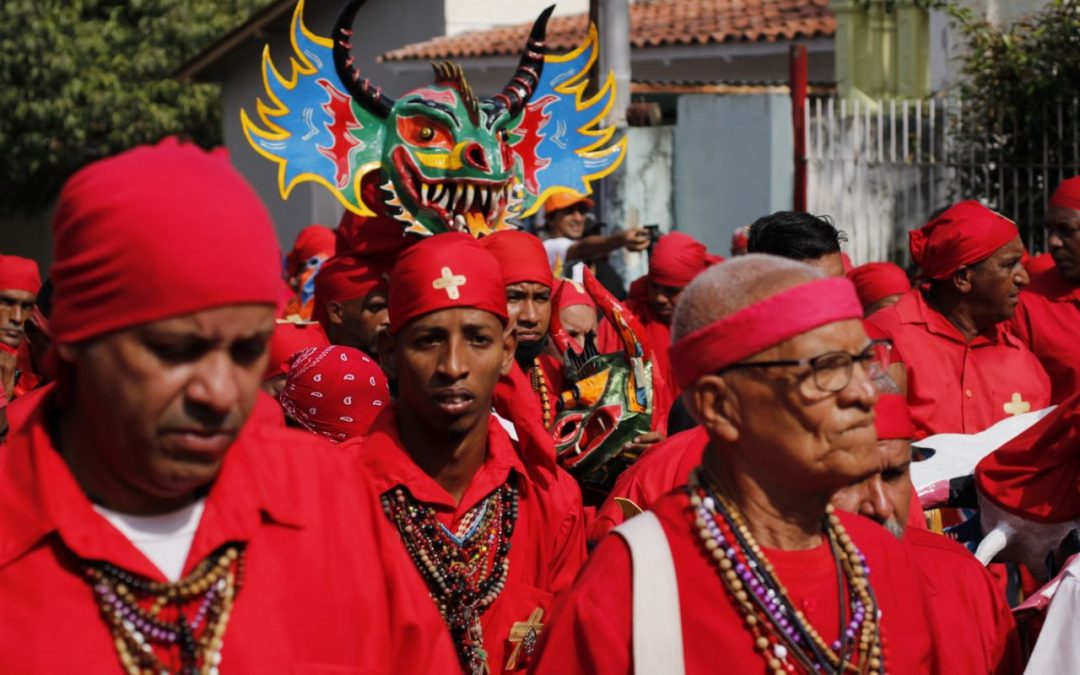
[1011,176,1080,404]
[535,254,933,674]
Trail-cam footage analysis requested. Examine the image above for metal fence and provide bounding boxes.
[805,96,1080,266]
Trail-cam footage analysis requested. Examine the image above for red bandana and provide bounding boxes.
[50,138,282,343]
[649,232,723,288]
[1049,176,1080,211]
[874,393,914,441]
[668,277,864,389]
[847,262,911,308]
[909,201,1018,280]
[279,345,389,443]
[0,255,41,295]
[265,320,330,380]
[388,233,507,334]
[479,230,553,288]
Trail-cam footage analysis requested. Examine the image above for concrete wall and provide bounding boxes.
[674,94,793,255]
[218,0,445,251]
[619,125,675,282]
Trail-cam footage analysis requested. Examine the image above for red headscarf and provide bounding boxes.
[50,138,281,344]
[847,262,912,308]
[479,230,554,288]
[285,225,335,278]
[553,279,596,312]
[0,256,41,294]
[388,233,507,334]
[1049,176,1080,211]
[975,391,1080,524]
[731,226,750,256]
[648,232,723,288]
[909,201,1018,280]
[279,345,389,443]
[265,320,330,380]
[313,254,391,324]
[875,393,914,441]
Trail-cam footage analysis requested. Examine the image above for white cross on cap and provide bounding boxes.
[432,266,467,299]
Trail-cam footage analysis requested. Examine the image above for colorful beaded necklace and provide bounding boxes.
[382,481,518,675]
[528,358,553,428]
[688,469,884,675]
[84,542,245,675]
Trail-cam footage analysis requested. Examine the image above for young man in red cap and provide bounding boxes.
[479,230,563,427]
[533,255,931,674]
[313,253,391,358]
[869,201,1050,439]
[282,224,336,320]
[279,345,388,443]
[831,393,1022,675]
[355,233,587,674]
[599,231,721,403]
[847,261,912,317]
[0,254,41,399]
[0,139,458,673]
[1011,176,1080,403]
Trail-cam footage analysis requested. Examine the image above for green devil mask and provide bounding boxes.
[550,270,656,498]
[242,0,625,238]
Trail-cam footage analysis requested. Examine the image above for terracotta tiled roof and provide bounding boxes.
[380,0,834,62]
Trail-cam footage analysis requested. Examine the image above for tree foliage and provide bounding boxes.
[946,0,1080,247]
[0,0,269,214]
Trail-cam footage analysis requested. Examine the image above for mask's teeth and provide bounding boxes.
[437,184,451,210]
[479,187,491,213]
[420,182,430,204]
[454,214,467,232]
[455,183,468,213]
[464,184,475,212]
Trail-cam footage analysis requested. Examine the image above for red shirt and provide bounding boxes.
[1011,269,1080,404]
[869,290,1051,439]
[532,492,934,674]
[590,426,707,541]
[351,410,587,673]
[905,527,1022,674]
[0,395,458,673]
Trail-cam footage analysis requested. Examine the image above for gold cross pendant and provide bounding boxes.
[504,607,545,670]
[1003,392,1031,417]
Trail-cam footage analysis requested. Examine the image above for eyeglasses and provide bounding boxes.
[721,339,892,393]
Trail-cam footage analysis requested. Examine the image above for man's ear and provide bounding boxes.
[500,324,517,376]
[376,330,397,380]
[326,300,346,325]
[951,266,974,293]
[684,374,740,444]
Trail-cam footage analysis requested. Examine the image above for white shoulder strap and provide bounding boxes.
[614,511,686,675]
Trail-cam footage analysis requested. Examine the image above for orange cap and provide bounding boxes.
[544,192,594,215]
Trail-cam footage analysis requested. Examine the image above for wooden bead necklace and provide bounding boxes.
[688,469,884,675]
[529,358,553,428]
[84,542,245,675]
[382,481,518,675]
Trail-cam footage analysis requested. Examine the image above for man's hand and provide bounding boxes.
[0,348,17,400]
[622,430,665,458]
[622,227,650,252]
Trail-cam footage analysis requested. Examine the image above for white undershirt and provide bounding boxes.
[94,500,206,582]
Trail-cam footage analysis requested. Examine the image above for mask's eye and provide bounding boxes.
[419,127,435,141]
[498,129,510,143]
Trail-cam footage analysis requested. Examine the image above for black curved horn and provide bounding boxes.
[490,5,554,117]
[333,0,395,118]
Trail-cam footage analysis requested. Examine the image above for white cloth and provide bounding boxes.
[1025,555,1080,673]
[94,500,206,582]
[542,237,574,271]
[615,511,686,675]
